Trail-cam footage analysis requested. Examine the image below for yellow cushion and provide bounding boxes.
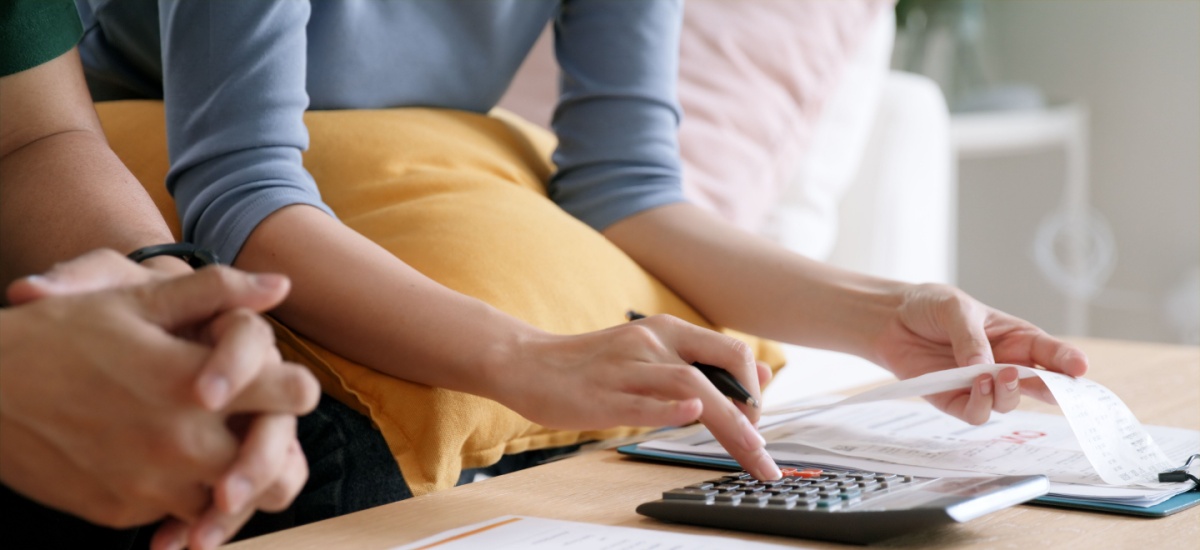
[94,101,786,496]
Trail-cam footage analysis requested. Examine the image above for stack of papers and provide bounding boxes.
[625,363,1198,513]
[637,400,1198,508]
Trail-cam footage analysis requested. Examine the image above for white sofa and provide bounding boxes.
[761,11,955,406]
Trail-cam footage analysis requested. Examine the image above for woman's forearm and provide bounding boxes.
[232,205,539,397]
[603,203,907,360]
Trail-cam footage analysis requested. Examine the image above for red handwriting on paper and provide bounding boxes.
[996,430,1048,445]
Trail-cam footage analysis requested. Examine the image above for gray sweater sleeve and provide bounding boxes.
[158,0,333,264]
[549,0,687,231]
[156,0,684,263]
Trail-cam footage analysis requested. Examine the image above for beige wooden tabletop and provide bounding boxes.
[228,338,1200,549]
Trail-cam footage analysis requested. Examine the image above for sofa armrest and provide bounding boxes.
[827,70,955,286]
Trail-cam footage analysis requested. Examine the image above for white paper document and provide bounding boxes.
[761,363,1182,486]
[640,364,1198,507]
[392,516,806,550]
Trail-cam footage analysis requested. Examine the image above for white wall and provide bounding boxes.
[957,0,1199,344]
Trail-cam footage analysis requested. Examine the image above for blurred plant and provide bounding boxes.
[893,0,1044,112]
[894,0,928,29]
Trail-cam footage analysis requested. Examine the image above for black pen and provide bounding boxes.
[625,310,760,409]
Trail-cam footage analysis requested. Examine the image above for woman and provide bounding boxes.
[76,0,1086,504]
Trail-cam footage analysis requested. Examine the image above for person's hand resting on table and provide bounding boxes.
[0,250,321,550]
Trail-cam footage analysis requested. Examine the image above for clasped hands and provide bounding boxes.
[0,250,319,550]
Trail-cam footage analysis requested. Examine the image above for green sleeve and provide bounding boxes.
[0,0,84,76]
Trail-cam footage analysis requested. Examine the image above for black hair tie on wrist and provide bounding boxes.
[127,243,219,269]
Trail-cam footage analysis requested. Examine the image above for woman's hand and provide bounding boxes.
[873,283,1089,425]
[489,314,781,480]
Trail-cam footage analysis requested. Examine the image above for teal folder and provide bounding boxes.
[617,443,1200,518]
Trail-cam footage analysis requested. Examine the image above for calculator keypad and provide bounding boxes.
[663,468,921,512]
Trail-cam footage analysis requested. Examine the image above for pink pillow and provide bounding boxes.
[498,0,888,231]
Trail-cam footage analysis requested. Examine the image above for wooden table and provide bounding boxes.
[229,338,1200,549]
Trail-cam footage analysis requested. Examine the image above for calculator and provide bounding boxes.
[636,467,1049,544]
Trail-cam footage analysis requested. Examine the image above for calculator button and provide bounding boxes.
[768,494,798,506]
[797,469,823,478]
[685,482,715,490]
[715,492,744,504]
[663,488,717,500]
[742,493,771,505]
[815,498,843,510]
